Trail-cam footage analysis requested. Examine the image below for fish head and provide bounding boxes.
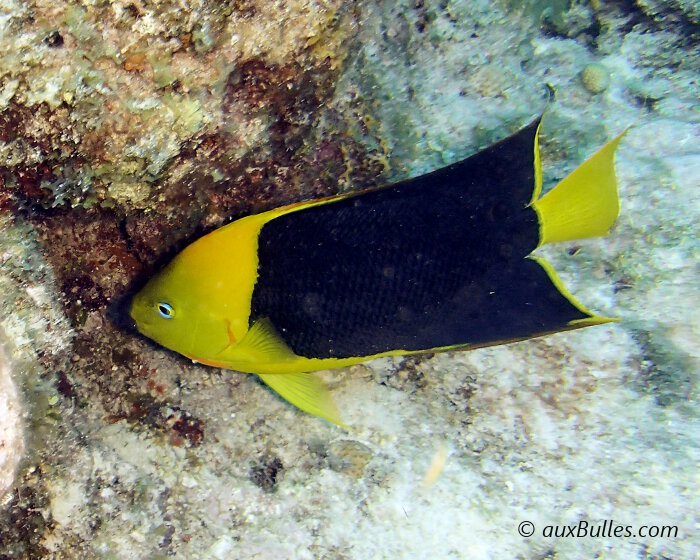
[129,241,245,362]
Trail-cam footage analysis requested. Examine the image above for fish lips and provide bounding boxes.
[105,291,139,334]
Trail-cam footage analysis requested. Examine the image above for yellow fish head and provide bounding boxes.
[129,242,246,362]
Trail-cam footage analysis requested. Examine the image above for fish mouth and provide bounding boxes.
[106,292,141,334]
[129,315,142,333]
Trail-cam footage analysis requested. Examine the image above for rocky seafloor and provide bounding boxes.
[0,0,698,558]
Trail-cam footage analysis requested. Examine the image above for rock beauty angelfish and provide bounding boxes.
[130,116,626,426]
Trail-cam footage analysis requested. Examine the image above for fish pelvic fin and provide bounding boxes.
[532,128,628,245]
[225,319,348,427]
[257,372,347,428]
[236,318,298,362]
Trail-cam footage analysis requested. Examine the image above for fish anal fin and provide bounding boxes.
[533,129,628,245]
[530,255,616,325]
[258,372,348,428]
[568,315,619,327]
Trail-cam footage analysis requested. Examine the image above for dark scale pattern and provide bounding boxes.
[250,119,591,358]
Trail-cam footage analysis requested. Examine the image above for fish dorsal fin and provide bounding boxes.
[258,371,347,428]
[237,318,298,362]
[531,118,544,204]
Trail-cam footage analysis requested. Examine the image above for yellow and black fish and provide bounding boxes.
[130,116,625,425]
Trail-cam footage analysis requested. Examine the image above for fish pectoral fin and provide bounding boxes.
[236,318,298,363]
[258,372,348,428]
[212,320,237,358]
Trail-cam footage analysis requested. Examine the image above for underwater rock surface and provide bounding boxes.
[0,0,698,558]
[0,343,23,499]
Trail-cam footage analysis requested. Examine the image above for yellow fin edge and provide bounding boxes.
[529,255,618,326]
[530,119,544,204]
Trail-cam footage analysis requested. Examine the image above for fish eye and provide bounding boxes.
[156,302,175,319]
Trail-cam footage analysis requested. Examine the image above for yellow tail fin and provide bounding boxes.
[533,130,627,245]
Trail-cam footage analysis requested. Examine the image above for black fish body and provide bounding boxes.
[130,117,625,424]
